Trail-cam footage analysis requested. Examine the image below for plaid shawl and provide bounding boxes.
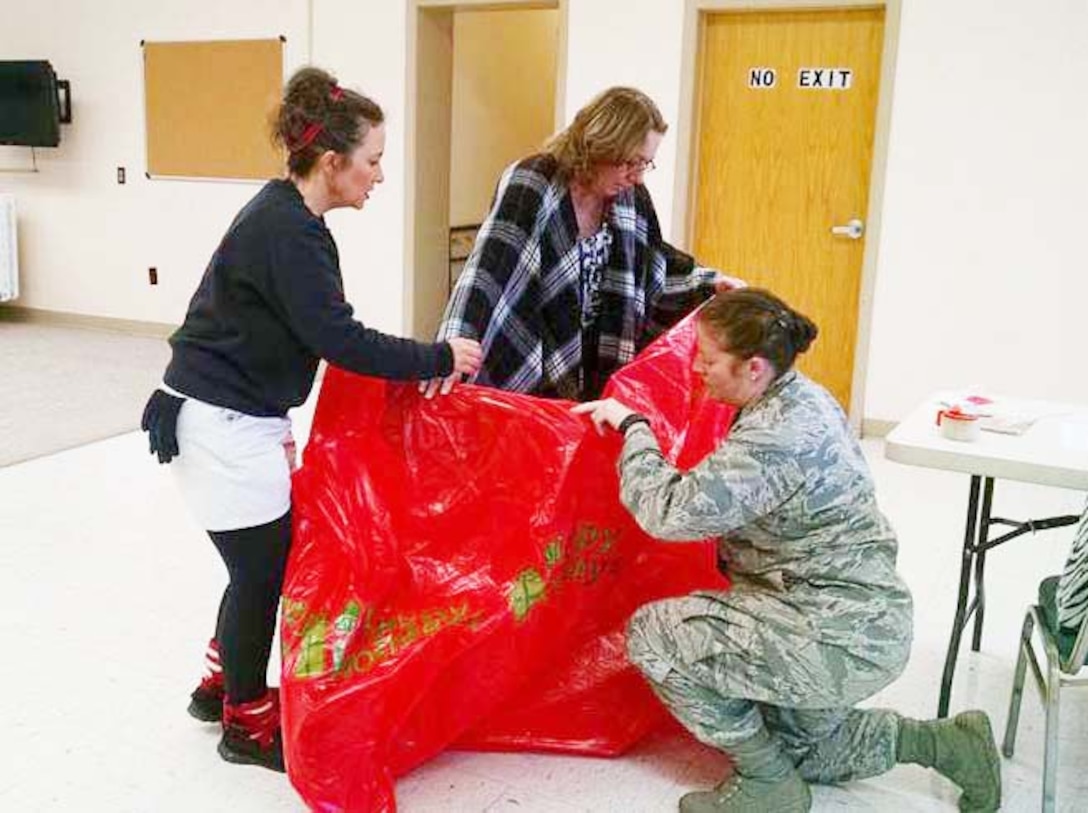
[437,154,717,399]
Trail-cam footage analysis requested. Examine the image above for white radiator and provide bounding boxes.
[0,194,18,302]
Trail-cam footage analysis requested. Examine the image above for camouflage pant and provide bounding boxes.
[627,593,902,784]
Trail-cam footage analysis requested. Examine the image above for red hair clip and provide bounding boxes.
[329,84,344,102]
[288,122,324,152]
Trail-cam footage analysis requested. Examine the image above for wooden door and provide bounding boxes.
[692,8,885,409]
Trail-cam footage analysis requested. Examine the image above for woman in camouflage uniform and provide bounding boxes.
[573,288,1001,813]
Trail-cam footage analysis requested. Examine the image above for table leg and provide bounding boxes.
[938,475,982,718]
[971,478,995,652]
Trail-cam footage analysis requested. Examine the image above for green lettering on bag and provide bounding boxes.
[509,568,547,621]
[295,616,328,678]
[287,522,627,677]
[544,537,564,568]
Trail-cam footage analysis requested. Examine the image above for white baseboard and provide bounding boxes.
[861,418,897,438]
[0,305,177,339]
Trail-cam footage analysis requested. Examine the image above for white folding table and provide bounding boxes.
[885,392,1088,717]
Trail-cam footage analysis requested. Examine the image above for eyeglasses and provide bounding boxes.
[619,157,656,174]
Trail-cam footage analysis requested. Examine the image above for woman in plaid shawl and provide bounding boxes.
[433,86,742,401]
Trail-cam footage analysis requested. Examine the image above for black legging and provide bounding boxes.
[208,511,292,704]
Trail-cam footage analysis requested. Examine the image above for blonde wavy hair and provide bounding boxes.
[545,86,667,182]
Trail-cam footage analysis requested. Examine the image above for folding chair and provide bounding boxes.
[1002,575,1088,812]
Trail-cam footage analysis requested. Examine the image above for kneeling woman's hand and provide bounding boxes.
[571,398,636,435]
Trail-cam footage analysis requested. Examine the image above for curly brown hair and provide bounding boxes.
[271,66,383,177]
[544,86,666,183]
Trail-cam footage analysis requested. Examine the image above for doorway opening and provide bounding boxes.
[406,1,565,340]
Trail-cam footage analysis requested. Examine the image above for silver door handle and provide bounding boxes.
[830,218,864,239]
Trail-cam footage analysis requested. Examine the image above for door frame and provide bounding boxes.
[673,0,902,433]
[404,0,569,340]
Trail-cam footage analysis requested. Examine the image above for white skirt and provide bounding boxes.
[169,394,296,533]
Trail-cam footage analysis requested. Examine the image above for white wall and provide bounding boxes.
[0,0,310,325]
[3,0,1087,421]
[864,0,1088,418]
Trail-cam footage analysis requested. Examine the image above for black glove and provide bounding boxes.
[140,388,185,464]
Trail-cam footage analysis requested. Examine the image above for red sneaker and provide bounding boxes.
[219,690,285,772]
[187,638,224,722]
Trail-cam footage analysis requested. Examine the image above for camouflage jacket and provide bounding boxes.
[619,370,913,664]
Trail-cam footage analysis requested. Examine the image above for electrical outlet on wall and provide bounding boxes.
[148,267,158,285]
[117,167,126,184]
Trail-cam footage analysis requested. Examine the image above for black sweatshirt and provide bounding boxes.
[165,180,453,417]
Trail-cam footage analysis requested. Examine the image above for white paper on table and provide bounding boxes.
[941,391,1068,436]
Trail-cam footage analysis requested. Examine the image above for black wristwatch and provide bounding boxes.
[617,413,651,435]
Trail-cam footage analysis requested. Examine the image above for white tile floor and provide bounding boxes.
[2,388,1086,812]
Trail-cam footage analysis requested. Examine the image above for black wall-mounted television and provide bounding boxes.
[0,61,71,147]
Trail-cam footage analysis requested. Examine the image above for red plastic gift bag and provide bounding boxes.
[281,310,735,812]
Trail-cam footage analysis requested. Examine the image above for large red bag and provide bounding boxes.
[281,310,735,812]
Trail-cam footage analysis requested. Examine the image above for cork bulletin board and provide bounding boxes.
[143,38,284,180]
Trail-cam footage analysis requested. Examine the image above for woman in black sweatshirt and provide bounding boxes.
[140,66,481,772]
